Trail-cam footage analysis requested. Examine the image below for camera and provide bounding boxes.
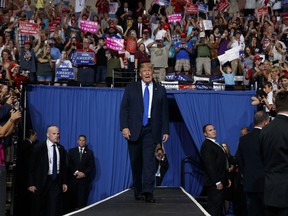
[155,152,163,157]
[72,42,76,46]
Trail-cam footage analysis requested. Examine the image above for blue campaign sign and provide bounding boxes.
[56,67,75,79]
[72,52,95,66]
[156,0,170,6]
[196,2,208,13]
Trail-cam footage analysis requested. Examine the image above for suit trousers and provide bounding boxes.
[206,186,225,216]
[31,176,62,216]
[246,192,264,216]
[69,178,90,210]
[265,206,288,216]
[128,122,156,196]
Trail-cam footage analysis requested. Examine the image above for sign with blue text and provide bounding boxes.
[56,68,74,79]
[72,52,95,66]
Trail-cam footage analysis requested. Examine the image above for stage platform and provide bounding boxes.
[64,187,210,216]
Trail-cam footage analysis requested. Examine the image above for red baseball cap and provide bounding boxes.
[143,29,149,34]
[163,23,170,30]
[253,55,263,61]
[180,32,187,38]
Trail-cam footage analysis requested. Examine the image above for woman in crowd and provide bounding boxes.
[1,49,15,82]
[106,50,124,87]
[123,28,138,70]
[134,43,150,72]
[249,36,263,54]
[36,45,55,83]
[55,50,73,85]
[208,33,219,72]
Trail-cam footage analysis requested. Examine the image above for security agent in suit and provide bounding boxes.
[200,124,231,216]
[15,129,37,216]
[28,125,68,216]
[67,135,95,210]
[237,111,269,216]
[120,62,170,203]
[259,90,288,216]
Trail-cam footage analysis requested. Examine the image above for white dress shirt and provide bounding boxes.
[47,139,60,175]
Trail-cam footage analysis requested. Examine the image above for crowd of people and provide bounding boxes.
[1,0,288,215]
[0,0,286,89]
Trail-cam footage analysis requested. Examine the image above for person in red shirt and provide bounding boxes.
[10,63,27,90]
[171,0,185,13]
[95,0,109,19]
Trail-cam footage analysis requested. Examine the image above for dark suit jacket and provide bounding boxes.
[67,146,95,181]
[237,128,264,192]
[132,22,148,38]
[28,141,67,194]
[155,154,169,182]
[17,139,34,189]
[120,81,169,143]
[260,114,288,208]
[200,139,228,187]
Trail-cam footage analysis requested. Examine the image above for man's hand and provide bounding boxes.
[122,128,131,140]
[227,179,232,188]
[6,96,14,105]
[28,186,37,193]
[76,171,86,179]
[10,110,22,122]
[62,184,68,192]
[162,134,169,143]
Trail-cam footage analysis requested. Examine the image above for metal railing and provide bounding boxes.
[112,69,138,88]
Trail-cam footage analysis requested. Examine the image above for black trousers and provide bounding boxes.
[31,176,62,216]
[246,192,264,216]
[206,185,225,216]
[69,178,90,210]
[128,122,156,197]
[265,206,288,216]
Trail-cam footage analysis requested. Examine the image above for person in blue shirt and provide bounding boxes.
[174,32,192,76]
[220,63,235,85]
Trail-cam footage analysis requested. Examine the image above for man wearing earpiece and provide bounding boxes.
[28,125,68,216]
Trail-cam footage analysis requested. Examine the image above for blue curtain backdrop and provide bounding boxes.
[173,90,256,154]
[26,86,255,204]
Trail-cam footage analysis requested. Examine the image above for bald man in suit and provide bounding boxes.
[28,125,68,216]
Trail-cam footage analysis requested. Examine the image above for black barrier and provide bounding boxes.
[112,69,138,88]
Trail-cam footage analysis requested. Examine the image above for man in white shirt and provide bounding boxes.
[28,125,68,216]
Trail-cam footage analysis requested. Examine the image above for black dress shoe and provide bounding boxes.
[134,195,143,200]
[143,192,156,203]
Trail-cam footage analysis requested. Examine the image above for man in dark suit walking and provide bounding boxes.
[200,124,231,216]
[15,129,37,215]
[67,135,95,211]
[237,111,269,216]
[260,90,288,216]
[120,62,170,203]
[28,125,68,216]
